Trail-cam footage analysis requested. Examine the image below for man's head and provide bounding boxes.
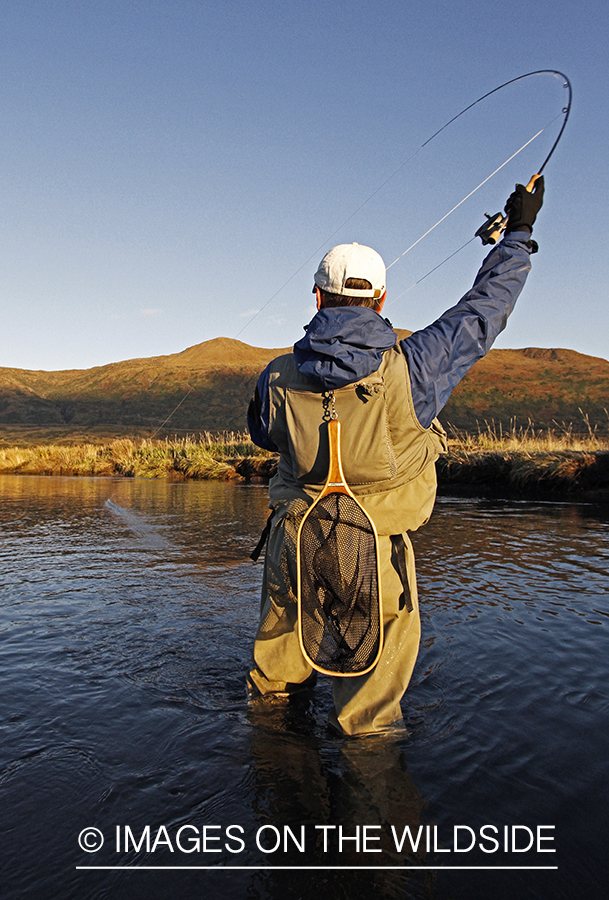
[313,243,386,312]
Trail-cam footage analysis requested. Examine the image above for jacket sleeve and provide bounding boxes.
[247,363,279,451]
[400,231,534,429]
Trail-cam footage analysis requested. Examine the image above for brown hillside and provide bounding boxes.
[0,337,607,442]
[443,346,609,431]
[0,338,291,435]
[171,338,290,369]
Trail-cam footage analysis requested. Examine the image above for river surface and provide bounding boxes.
[0,475,607,900]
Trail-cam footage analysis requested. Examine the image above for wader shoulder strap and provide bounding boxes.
[390,534,413,613]
[250,512,274,562]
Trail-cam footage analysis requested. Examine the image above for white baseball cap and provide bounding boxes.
[313,243,386,300]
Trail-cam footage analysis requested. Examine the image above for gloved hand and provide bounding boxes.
[504,175,544,232]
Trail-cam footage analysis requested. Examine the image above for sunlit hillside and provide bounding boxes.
[0,335,607,445]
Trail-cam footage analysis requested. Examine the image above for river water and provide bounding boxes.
[0,475,607,900]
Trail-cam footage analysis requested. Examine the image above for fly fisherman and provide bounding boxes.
[246,179,544,736]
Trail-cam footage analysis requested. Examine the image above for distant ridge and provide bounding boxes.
[0,336,607,442]
[0,338,291,435]
[442,345,609,432]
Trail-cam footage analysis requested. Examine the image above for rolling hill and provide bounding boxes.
[0,334,607,443]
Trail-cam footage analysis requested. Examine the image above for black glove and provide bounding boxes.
[504,176,544,232]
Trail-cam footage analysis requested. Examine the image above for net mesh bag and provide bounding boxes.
[298,492,381,675]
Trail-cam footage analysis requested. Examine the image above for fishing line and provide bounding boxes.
[387,236,478,309]
[384,105,566,309]
[385,116,557,273]
[150,385,194,438]
[153,70,571,435]
[235,69,571,339]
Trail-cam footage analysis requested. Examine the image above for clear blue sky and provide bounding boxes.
[1,0,607,371]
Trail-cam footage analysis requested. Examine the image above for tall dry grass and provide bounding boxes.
[0,423,607,495]
[439,413,609,496]
[446,410,609,453]
[0,433,270,479]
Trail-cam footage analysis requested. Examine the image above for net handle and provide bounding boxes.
[324,419,351,496]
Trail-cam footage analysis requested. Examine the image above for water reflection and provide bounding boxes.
[0,477,607,899]
[246,701,430,898]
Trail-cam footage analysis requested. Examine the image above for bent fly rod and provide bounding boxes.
[235,69,572,336]
[152,70,572,435]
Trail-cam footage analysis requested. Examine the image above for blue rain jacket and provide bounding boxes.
[248,232,534,449]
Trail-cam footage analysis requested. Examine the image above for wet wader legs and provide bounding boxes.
[330,532,420,736]
[248,501,316,696]
[248,515,420,734]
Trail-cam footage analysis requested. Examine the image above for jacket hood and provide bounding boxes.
[293,306,396,389]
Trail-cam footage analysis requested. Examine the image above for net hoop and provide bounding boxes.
[296,419,384,677]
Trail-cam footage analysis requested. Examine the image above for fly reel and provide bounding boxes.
[475,211,508,245]
[475,173,541,245]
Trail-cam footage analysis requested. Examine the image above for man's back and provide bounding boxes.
[247,190,543,734]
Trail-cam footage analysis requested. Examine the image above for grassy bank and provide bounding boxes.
[436,448,609,500]
[433,421,609,501]
[1,428,608,500]
[0,433,270,480]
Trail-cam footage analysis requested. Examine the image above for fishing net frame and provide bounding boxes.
[297,414,383,677]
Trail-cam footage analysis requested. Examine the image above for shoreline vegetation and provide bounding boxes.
[1,424,608,502]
